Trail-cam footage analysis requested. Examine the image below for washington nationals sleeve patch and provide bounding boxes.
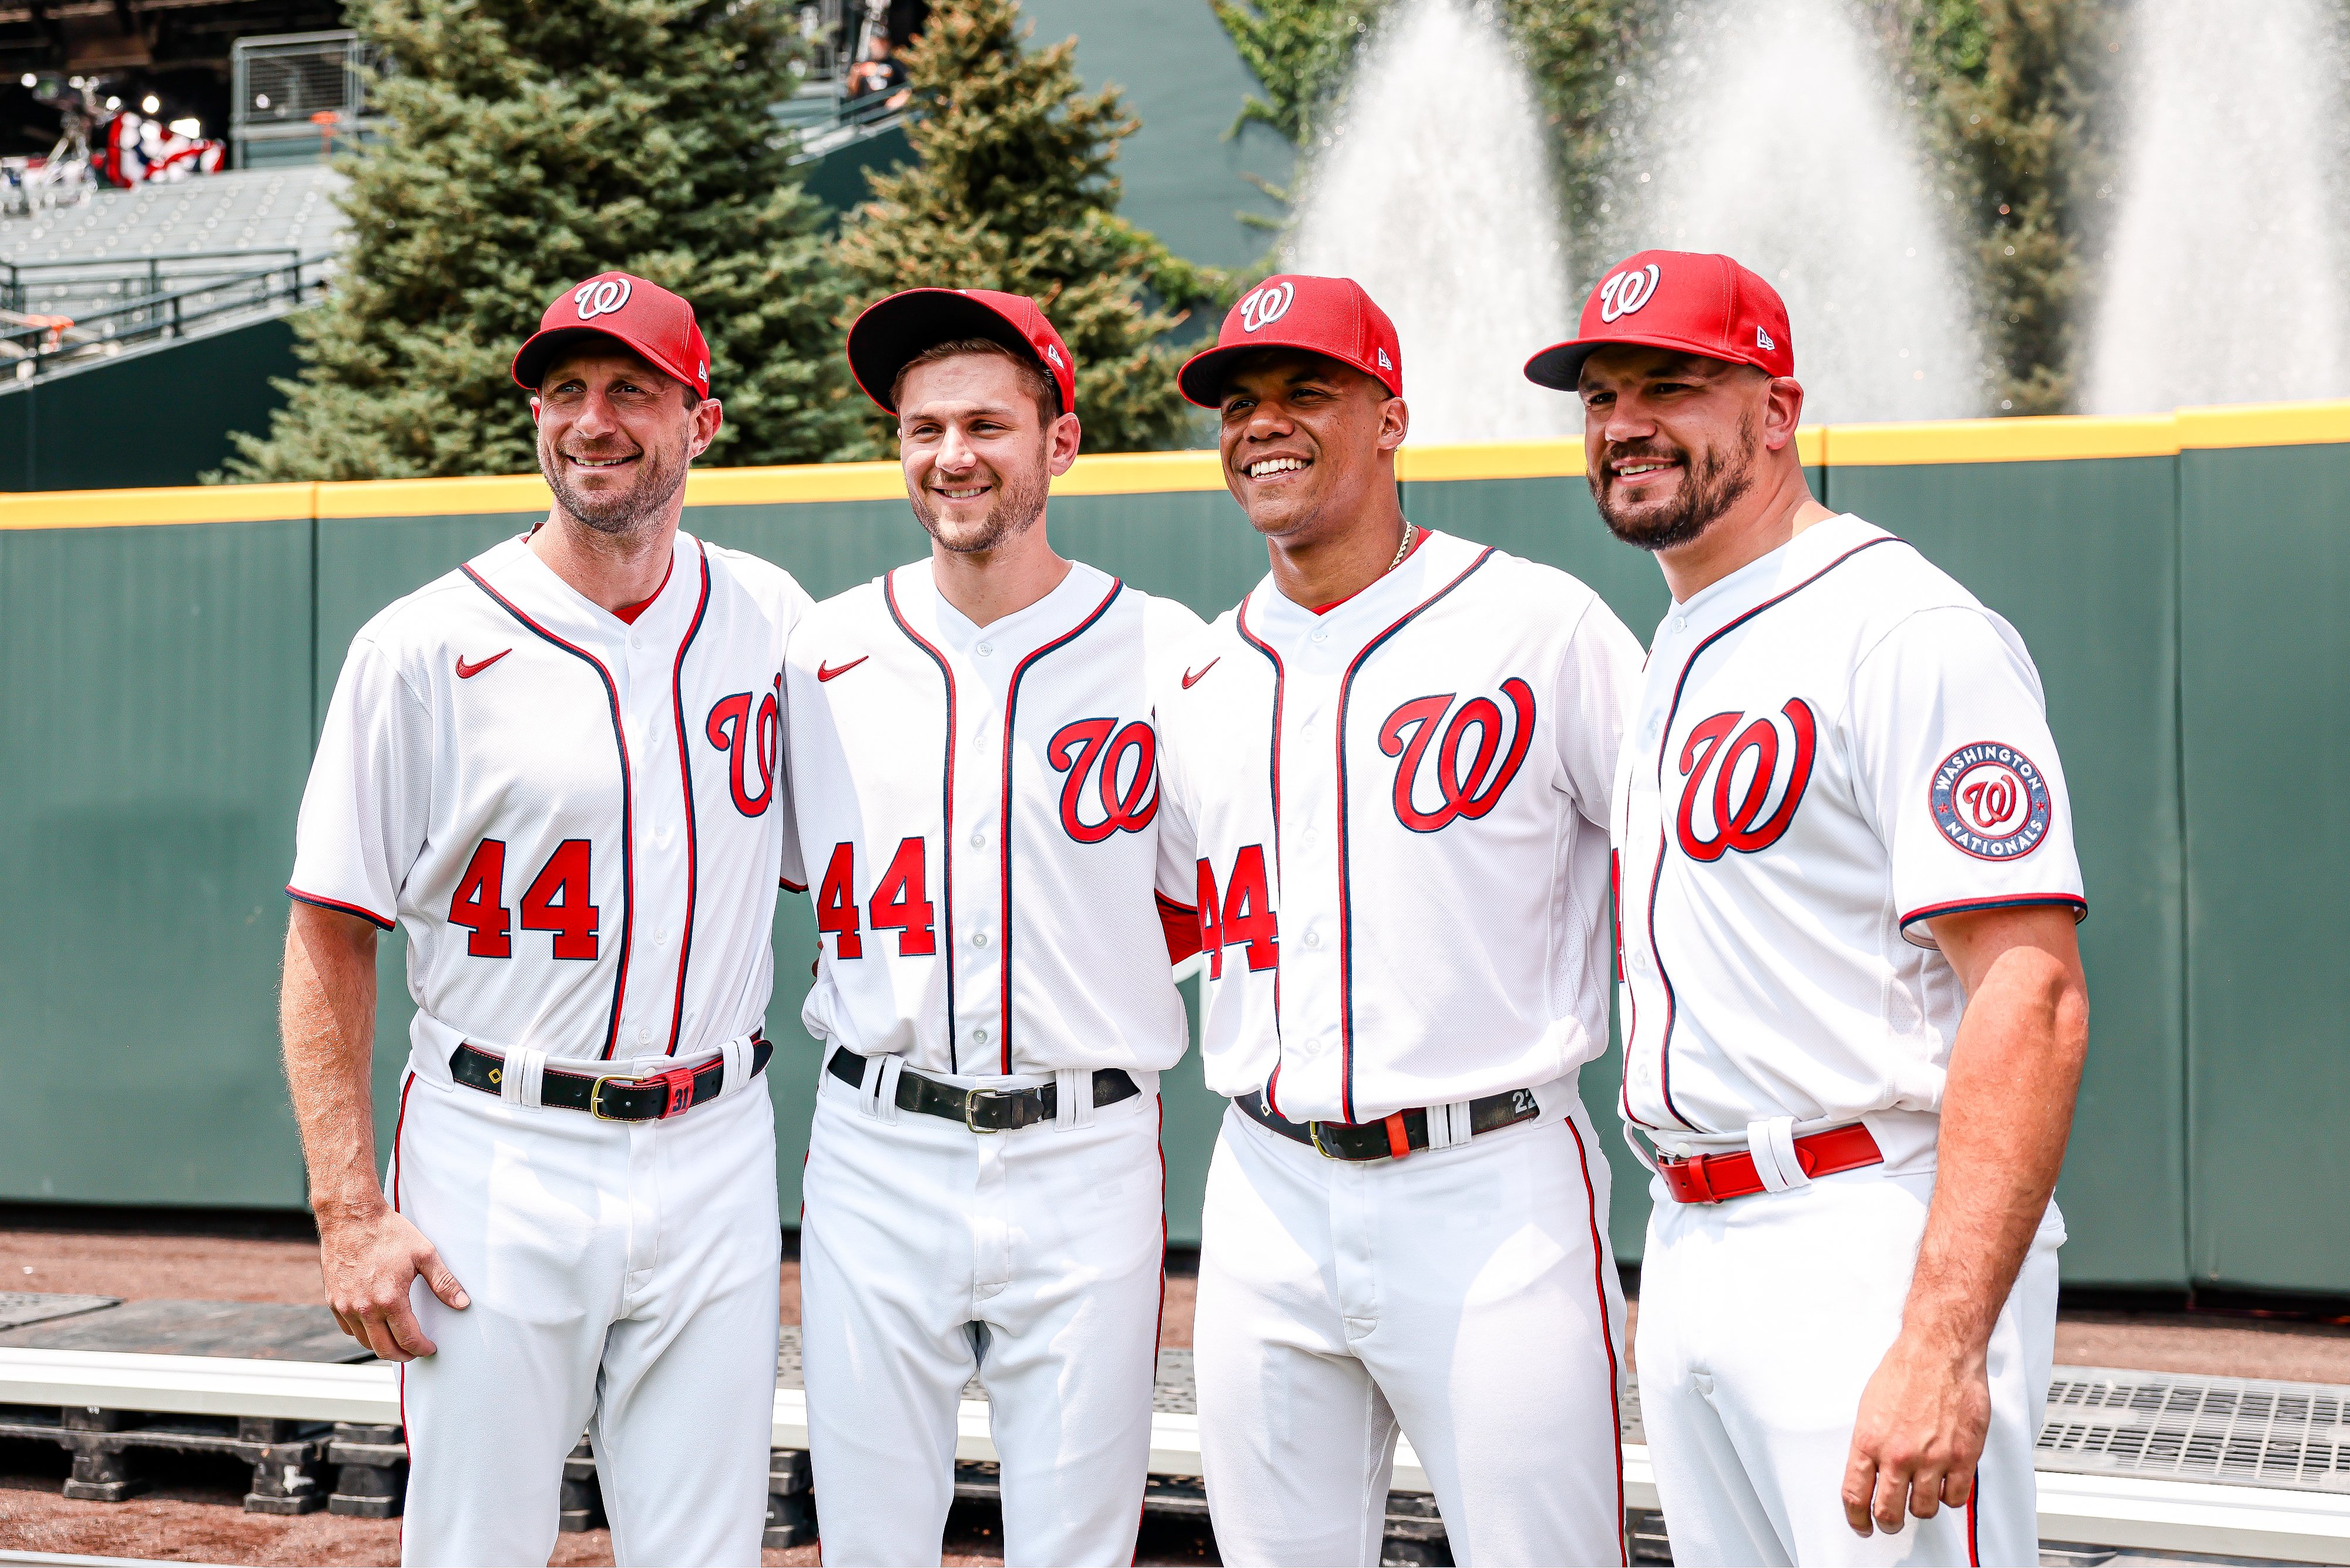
[1929,741,2053,861]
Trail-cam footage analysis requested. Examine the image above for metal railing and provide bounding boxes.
[0,248,308,318]
[0,251,334,382]
[231,31,380,169]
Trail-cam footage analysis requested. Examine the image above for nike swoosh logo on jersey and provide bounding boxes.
[455,649,513,679]
[817,656,869,683]
[1182,658,1220,689]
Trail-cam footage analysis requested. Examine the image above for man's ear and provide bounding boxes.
[1377,395,1410,454]
[689,398,724,459]
[1048,410,1082,476]
[1761,375,1806,452]
[530,395,542,427]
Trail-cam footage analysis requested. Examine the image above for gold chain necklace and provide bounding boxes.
[1388,521,1416,573]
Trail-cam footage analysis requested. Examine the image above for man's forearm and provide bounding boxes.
[280,904,385,1223]
[1904,927,2089,1352]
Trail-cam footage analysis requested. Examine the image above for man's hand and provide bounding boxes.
[1837,901,2086,1536]
[1842,1328,1990,1534]
[320,1206,469,1361]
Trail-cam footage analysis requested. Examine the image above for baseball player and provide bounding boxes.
[783,288,1204,1567]
[280,273,808,1566]
[1525,250,2090,1566]
[1153,274,1646,1566]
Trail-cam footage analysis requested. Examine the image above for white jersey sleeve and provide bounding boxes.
[288,631,433,929]
[1550,596,1644,830]
[1847,605,2086,947]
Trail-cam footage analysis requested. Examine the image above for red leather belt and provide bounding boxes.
[1657,1122,1882,1204]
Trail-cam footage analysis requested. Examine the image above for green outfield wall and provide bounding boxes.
[4,404,2345,1295]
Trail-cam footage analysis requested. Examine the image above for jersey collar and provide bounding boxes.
[894,556,1117,664]
[1241,526,1472,652]
[482,527,704,652]
[1670,513,1881,629]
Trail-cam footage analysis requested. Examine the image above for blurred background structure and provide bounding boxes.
[1,0,2348,1315]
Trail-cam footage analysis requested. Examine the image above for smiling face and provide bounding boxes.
[1576,345,1778,552]
[532,343,719,536]
[897,348,1080,555]
[1216,348,1407,545]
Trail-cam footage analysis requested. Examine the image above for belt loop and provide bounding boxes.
[1055,1068,1094,1130]
[870,1055,904,1125]
[1748,1117,1807,1193]
[717,1035,752,1100]
[501,1046,547,1111]
[1424,1099,1469,1151]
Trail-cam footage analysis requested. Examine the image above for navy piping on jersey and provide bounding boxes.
[1900,892,2086,931]
[286,887,395,931]
[884,570,959,1070]
[1639,535,1899,1130]
[1333,547,1498,1124]
[1233,595,1287,1119]
[663,543,713,1055]
[998,579,1125,1074]
[462,563,638,1060]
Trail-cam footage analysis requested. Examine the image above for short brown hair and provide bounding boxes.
[891,337,1062,424]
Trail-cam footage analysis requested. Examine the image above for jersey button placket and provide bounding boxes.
[1278,652,1344,1116]
[953,646,1006,1069]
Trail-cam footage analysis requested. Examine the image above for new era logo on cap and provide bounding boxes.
[512,271,713,394]
[1522,250,1795,391]
[1178,274,1404,407]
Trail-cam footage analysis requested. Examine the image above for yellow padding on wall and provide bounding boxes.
[1822,414,2183,466]
[6,399,2350,530]
[2175,399,2350,450]
[0,482,317,530]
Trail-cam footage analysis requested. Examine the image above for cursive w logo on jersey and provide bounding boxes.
[1676,699,1818,861]
[706,681,780,817]
[1047,718,1160,842]
[1378,679,1536,833]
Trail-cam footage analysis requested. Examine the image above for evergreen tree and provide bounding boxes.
[219,0,860,482]
[833,0,1224,455]
[1210,0,1384,145]
[1886,0,2117,413]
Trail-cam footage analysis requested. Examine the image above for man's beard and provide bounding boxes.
[540,434,689,537]
[1592,412,1759,552]
[909,462,1050,554]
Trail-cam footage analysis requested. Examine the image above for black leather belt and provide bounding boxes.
[1236,1084,1542,1160]
[450,1036,770,1122]
[825,1047,1140,1133]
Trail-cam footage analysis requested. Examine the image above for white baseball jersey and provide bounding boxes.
[1614,513,2086,1153]
[1156,529,1643,1125]
[290,529,810,1062]
[781,558,1203,1077]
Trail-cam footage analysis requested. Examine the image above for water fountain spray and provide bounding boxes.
[1601,0,1987,425]
[1285,0,1577,445]
[2086,0,2347,414]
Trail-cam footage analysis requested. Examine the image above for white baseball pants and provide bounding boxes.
[798,1053,1166,1567]
[1636,1165,2063,1567]
[387,1047,781,1568]
[1193,1094,1630,1567]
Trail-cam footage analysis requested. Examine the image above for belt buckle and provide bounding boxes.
[589,1073,636,1122]
[964,1087,1012,1133]
[1307,1122,1341,1160]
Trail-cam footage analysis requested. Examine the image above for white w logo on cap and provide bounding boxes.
[1238,281,1295,333]
[1597,264,1660,323]
[574,277,633,321]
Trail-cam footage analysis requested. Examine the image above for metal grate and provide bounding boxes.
[2037,1365,2350,1493]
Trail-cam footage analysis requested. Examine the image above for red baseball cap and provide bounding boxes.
[845,288,1077,417]
[1523,250,1794,391]
[512,271,711,395]
[1177,274,1402,408]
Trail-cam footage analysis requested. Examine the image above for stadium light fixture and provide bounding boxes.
[141,94,160,113]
